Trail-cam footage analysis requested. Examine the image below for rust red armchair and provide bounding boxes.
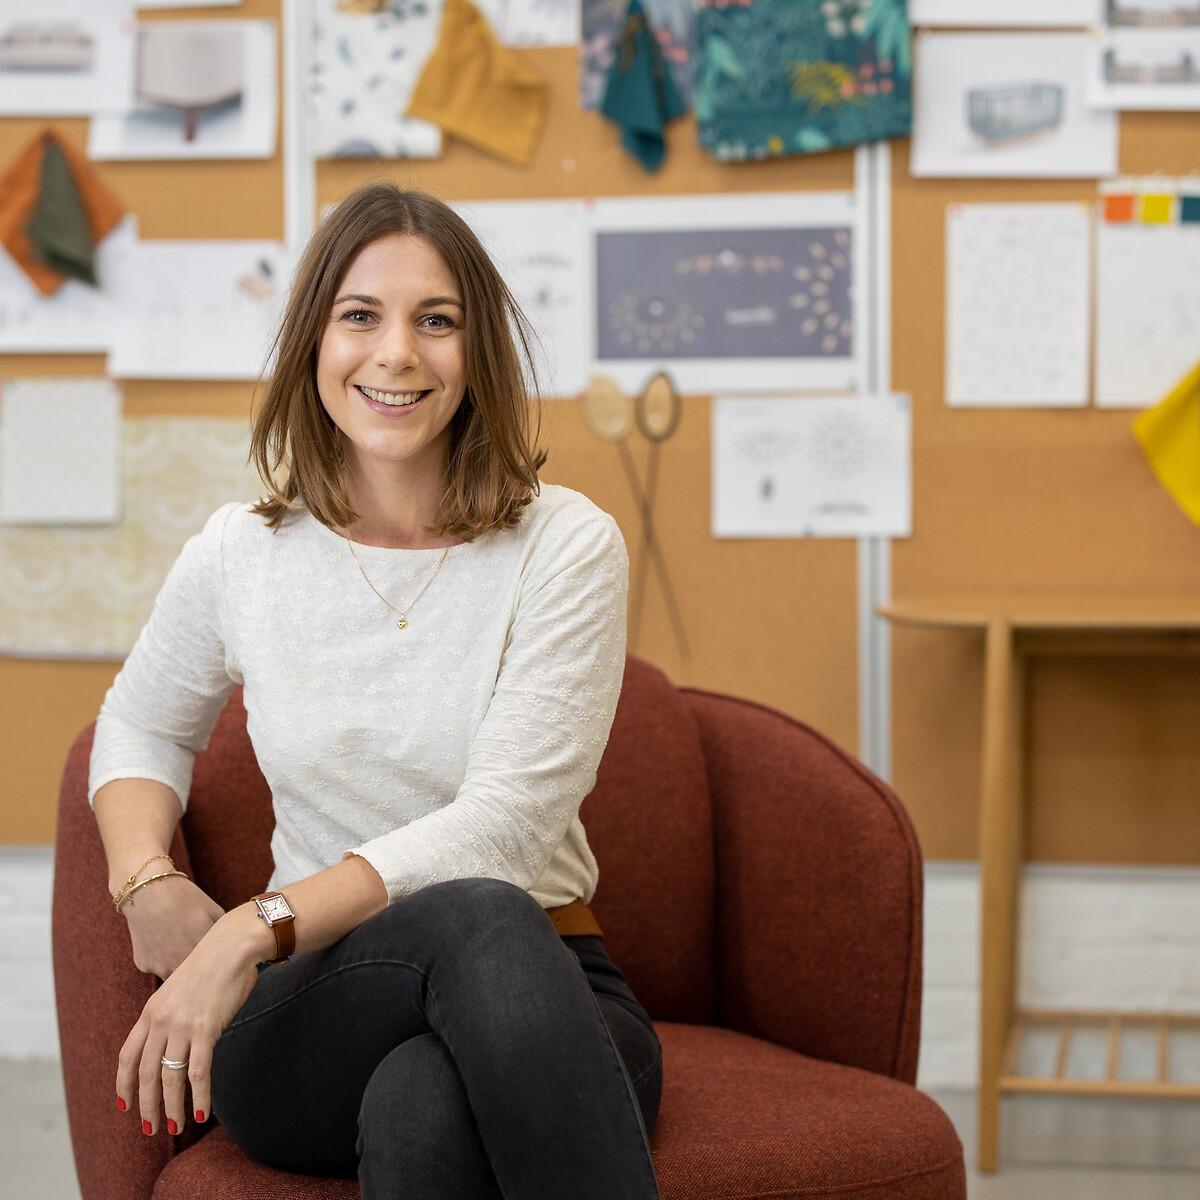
[54,656,965,1199]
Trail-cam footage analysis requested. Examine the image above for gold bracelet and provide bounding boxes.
[111,853,175,909]
[113,869,188,913]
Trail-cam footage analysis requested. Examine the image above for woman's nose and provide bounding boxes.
[376,324,420,371]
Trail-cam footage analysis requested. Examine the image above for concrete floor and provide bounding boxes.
[3,1058,1197,1199]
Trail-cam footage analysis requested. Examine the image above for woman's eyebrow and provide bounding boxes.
[332,293,464,309]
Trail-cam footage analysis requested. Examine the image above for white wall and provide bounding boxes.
[6,848,1200,1088]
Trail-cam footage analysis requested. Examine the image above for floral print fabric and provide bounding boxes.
[694,0,911,162]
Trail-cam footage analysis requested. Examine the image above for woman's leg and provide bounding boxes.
[211,877,662,1198]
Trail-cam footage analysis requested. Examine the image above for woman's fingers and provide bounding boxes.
[188,1038,213,1127]
[161,1039,192,1135]
[115,1014,149,1125]
[138,1030,168,1135]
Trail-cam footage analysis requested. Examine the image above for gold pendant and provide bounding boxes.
[396,615,408,630]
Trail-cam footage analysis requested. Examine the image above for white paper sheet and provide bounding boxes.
[1096,217,1200,407]
[909,0,1102,25]
[88,20,276,159]
[590,192,865,395]
[452,199,590,398]
[946,204,1091,407]
[0,379,121,524]
[712,395,911,539]
[503,0,580,46]
[912,32,1118,179]
[1090,29,1200,111]
[0,416,260,658]
[307,0,442,160]
[105,239,290,380]
[0,216,137,354]
[0,1,136,115]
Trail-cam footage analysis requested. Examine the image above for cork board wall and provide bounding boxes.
[2,13,1197,866]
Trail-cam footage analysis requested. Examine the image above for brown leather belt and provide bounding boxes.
[544,898,604,938]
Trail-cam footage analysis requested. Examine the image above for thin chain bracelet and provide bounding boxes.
[113,870,189,913]
[111,853,176,911]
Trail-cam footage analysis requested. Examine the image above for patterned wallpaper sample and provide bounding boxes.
[0,416,260,660]
[581,0,695,108]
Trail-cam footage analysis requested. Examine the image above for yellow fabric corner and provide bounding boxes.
[1132,360,1200,526]
[407,0,547,167]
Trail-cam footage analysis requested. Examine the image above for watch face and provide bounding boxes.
[259,895,293,922]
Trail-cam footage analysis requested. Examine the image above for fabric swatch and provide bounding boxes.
[693,0,912,162]
[0,378,121,525]
[582,0,694,108]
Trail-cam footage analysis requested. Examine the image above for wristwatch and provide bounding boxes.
[251,891,295,965]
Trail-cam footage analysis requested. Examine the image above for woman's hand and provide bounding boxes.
[120,876,225,980]
[116,909,262,1136]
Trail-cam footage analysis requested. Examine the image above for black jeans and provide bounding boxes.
[211,877,663,1198]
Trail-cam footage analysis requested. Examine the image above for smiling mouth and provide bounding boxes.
[356,384,430,407]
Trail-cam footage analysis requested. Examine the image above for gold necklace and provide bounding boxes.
[345,539,450,630]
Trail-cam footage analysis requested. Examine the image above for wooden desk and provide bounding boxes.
[879,597,1200,1173]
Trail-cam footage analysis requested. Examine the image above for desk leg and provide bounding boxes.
[978,620,1024,1172]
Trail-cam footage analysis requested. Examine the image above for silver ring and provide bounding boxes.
[161,1056,189,1070]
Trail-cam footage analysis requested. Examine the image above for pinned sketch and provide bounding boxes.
[0,417,260,659]
[1105,0,1200,26]
[105,240,290,380]
[1096,191,1200,406]
[0,215,136,354]
[492,0,580,46]
[140,1,239,7]
[712,395,911,538]
[452,199,589,397]
[581,0,693,108]
[912,33,1118,178]
[307,0,442,159]
[1090,28,1200,109]
[591,192,864,393]
[0,379,121,525]
[946,204,1091,407]
[909,0,1102,24]
[89,20,277,159]
[0,2,136,115]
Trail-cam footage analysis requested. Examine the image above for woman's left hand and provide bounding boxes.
[116,909,263,1136]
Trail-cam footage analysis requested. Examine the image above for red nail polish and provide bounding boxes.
[167,1118,178,1135]
[195,1109,206,1123]
[142,1120,152,1135]
[116,1096,126,1112]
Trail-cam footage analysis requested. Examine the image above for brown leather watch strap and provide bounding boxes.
[251,891,295,963]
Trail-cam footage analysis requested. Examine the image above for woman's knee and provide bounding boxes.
[376,877,549,951]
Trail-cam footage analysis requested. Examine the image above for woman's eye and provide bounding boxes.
[341,308,374,324]
[421,313,455,330]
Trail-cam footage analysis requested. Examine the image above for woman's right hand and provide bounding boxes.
[118,876,226,981]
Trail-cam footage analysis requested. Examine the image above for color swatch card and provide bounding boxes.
[1096,179,1200,408]
[0,378,121,524]
[946,203,1091,407]
[712,395,911,539]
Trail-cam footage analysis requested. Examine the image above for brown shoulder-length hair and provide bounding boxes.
[249,182,547,540]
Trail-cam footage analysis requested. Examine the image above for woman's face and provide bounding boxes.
[316,233,467,484]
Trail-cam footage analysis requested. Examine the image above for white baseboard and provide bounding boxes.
[6,848,1200,1087]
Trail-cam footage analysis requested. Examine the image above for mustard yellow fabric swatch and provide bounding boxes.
[1140,193,1173,224]
[407,0,547,167]
[1133,359,1200,526]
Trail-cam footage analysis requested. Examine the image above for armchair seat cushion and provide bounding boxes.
[650,1023,966,1200]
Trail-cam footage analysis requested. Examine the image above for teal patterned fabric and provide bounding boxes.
[694,0,911,162]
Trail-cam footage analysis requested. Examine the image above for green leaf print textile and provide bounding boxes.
[695,0,911,163]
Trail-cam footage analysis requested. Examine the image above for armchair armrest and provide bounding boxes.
[52,724,208,1200]
[684,688,923,1084]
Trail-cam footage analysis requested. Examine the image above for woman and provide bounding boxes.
[88,183,663,1198]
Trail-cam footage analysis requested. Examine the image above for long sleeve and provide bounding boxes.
[344,510,629,904]
[87,503,241,811]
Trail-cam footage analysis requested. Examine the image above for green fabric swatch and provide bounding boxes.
[601,0,688,173]
[27,137,96,287]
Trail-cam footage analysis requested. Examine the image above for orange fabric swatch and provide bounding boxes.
[0,128,125,296]
[1102,193,1135,223]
